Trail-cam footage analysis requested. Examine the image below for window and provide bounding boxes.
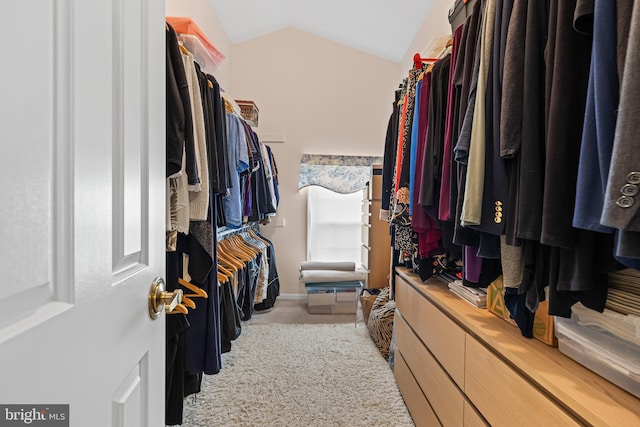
[306,186,362,264]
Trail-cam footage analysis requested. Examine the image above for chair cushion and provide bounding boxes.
[299,261,356,271]
[300,269,365,283]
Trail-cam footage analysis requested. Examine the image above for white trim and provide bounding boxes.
[257,132,286,144]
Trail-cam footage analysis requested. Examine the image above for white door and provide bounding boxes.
[0,0,166,425]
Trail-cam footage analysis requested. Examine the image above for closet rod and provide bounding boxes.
[413,53,439,68]
[216,223,259,240]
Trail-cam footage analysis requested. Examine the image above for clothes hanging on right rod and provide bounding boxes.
[381,0,638,333]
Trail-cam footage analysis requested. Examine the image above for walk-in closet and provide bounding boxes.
[1,0,639,425]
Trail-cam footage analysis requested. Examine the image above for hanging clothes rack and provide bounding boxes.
[413,53,439,69]
[217,223,260,240]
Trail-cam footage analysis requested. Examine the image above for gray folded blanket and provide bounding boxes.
[299,261,356,271]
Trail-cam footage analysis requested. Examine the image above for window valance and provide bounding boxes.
[298,154,383,194]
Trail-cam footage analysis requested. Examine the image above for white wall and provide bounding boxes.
[165,0,232,89]
[399,0,454,80]
[229,27,400,295]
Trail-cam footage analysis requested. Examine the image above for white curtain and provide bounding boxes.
[306,186,362,263]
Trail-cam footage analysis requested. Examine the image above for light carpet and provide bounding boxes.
[182,322,414,427]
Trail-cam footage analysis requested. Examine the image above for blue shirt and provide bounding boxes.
[409,78,422,215]
[573,0,617,233]
[222,113,249,228]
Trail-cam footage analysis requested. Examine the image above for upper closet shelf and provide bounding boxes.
[166,16,226,72]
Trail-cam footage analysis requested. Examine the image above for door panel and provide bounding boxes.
[2,0,53,300]
[0,0,165,425]
[112,0,148,278]
[112,356,147,427]
[0,0,74,336]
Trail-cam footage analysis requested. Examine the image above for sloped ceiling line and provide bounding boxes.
[209,0,436,63]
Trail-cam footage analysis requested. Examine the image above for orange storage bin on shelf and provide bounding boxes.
[166,16,226,65]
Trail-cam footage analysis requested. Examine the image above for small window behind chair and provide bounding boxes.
[306,186,362,264]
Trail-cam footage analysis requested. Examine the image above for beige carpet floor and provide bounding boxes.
[182,300,414,427]
[247,299,364,325]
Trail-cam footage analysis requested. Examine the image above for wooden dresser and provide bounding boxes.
[361,165,391,289]
[393,268,640,426]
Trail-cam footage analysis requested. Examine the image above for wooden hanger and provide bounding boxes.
[241,234,264,254]
[235,234,260,255]
[180,296,197,309]
[217,271,230,285]
[178,43,190,55]
[217,247,239,271]
[232,235,259,256]
[167,304,188,315]
[218,264,234,278]
[215,263,234,286]
[246,231,262,247]
[224,98,234,113]
[217,250,243,270]
[178,277,208,298]
[219,238,252,262]
[247,228,261,240]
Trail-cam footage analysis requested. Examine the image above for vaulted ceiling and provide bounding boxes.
[209,0,437,63]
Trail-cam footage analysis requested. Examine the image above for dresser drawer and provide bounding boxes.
[396,276,465,387]
[394,350,441,427]
[464,401,488,427]
[465,336,579,426]
[395,313,464,426]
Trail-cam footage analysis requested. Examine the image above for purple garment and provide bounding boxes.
[412,73,443,257]
[464,245,483,282]
[412,73,432,234]
[439,25,464,221]
[243,174,252,217]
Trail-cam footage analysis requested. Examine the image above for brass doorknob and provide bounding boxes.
[148,277,183,320]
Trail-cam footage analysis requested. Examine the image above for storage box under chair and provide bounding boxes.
[486,276,557,346]
[298,261,366,315]
[307,284,362,314]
